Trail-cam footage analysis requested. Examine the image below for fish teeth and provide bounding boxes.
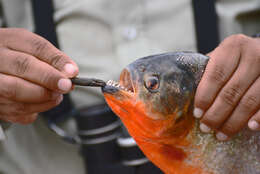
[107,80,117,87]
[107,80,113,86]
[106,80,119,87]
[106,80,131,92]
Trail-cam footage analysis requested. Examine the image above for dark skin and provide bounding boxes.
[194,34,260,140]
[0,28,78,124]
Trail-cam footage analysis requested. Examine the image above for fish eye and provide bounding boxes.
[144,76,160,92]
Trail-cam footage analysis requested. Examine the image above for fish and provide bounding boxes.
[102,52,260,174]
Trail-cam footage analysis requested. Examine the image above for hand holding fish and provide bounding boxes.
[194,34,260,140]
[0,28,78,124]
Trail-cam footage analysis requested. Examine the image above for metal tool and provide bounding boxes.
[71,77,106,87]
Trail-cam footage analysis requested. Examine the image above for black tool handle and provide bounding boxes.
[71,77,106,87]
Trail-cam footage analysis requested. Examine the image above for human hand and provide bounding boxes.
[0,28,78,124]
[194,34,260,140]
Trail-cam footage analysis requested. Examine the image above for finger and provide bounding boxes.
[194,35,252,117]
[212,63,260,139]
[194,35,243,118]
[200,56,260,131]
[217,78,260,140]
[2,113,38,124]
[248,110,260,131]
[0,73,61,103]
[18,113,38,124]
[2,28,78,77]
[0,48,72,93]
[0,95,63,117]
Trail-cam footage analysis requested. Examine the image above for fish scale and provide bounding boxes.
[190,120,260,174]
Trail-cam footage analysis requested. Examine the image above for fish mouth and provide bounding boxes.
[102,68,135,96]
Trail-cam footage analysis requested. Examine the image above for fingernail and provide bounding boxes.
[248,120,259,130]
[64,64,77,76]
[216,132,228,141]
[200,123,211,133]
[193,108,204,118]
[51,92,61,100]
[58,78,72,92]
[56,95,63,104]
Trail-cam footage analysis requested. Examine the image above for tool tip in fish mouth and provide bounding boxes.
[102,79,134,94]
[101,83,119,94]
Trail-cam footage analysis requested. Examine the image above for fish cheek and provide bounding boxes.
[138,83,179,119]
[148,79,192,119]
[159,83,182,115]
[138,71,193,120]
